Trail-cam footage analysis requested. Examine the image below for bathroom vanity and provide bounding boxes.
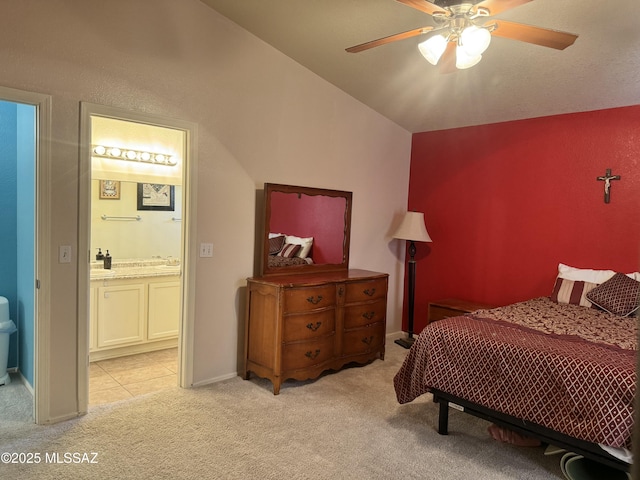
[89,259,181,361]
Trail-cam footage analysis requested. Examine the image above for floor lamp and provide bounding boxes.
[393,211,432,349]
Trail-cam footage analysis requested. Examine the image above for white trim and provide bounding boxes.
[18,371,35,397]
[0,85,52,425]
[78,103,197,411]
[191,372,238,388]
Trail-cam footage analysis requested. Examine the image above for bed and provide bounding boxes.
[393,265,639,473]
[267,233,314,268]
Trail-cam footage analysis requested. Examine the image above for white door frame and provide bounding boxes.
[78,103,198,413]
[0,85,52,424]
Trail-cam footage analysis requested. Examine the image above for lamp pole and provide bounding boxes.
[395,240,417,349]
[392,211,431,350]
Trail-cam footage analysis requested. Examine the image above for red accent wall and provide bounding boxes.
[270,192,346,263]
[406,105,640,334]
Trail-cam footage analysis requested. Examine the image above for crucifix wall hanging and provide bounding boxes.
[596,169,621,204]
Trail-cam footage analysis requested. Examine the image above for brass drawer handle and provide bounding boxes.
[305,349,321,360]
[363,288,376,297]
[307,295,323,305]
[306,322,322,332]
[338,286,344,297]
[362,311,376,321]
[362,336,374,345]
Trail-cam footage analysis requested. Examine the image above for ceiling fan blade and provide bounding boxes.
[346,26,434,53]
[396,0,448,17]
[471,0,533,16]
[489,20,578,50]
[438,41,457,74]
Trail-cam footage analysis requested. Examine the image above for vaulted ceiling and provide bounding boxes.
[201,0,640,133]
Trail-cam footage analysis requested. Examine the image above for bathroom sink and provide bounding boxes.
[90,269,117,279]
[154,265,180,272]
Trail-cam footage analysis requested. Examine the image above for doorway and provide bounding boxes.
[0,85,52,424]
[78,103,197,412]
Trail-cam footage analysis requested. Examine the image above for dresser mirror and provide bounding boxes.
[261,183,352,276]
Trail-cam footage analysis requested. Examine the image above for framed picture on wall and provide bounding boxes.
[99,180,121,200]
[137,183,175,211]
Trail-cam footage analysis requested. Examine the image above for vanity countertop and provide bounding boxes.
[90,259,181,280]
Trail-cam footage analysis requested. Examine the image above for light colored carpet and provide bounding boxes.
[0,342,564,479]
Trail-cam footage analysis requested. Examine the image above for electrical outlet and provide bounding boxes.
[200,243,213,258]
[59,245,72,263]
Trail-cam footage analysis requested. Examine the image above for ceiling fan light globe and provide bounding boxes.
[455,46,482,69]
[418,35,447,65]
[460,26,491,57]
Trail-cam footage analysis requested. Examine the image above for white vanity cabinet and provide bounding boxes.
[148,281,181,340]
[97,282,146,348]
[90,273,180,361]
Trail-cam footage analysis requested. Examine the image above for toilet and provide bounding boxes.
[0,297,17,386]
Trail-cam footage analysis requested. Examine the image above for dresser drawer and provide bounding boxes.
[283,285,336,313]
[341,323,385,356]
[345,278,387,304]
[283,310,335,342]
[344,301,386,329]
[282,335,335,370]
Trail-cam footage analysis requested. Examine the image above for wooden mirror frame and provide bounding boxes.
[261,183,352,276]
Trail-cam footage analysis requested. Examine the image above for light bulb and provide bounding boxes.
[460,26,491,57]
[456,45,482,69]
[93,145,106,156]
[108,147,121,157]
[418,35,447,65]
[126,150,137,160]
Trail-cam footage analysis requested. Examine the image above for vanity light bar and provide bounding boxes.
[92,145,177,166]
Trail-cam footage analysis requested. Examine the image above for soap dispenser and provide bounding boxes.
[104,250,112,270]
[96,248,104,261]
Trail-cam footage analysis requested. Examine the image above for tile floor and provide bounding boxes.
[89,347,178,406]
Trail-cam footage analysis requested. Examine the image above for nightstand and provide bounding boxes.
[428,298,496,323]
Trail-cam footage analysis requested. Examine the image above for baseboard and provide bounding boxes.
[18,371,34,396]
[191,371,238,388]
[41,411,85,425]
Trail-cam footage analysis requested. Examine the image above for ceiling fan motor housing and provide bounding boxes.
[432,0,484,7]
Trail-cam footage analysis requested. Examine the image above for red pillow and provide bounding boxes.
[550,277,597,308]
[278,243,301,258]
[586,273,640,316]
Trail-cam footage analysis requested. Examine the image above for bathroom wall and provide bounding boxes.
[91,180,182,260]
[0,100,35,382]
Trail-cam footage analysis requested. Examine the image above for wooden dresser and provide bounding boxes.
[243,269,388,394]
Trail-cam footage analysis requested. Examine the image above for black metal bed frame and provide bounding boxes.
[431,388,630,473]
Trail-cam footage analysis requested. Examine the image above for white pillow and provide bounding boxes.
[557,263,639,284]
[285,235,313,258]
[268,232,284,239]
[557,263,615,284]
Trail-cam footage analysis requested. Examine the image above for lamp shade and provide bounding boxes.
[418,35,447,66]
[392,211,432,242]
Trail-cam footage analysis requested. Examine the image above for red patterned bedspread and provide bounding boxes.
[393,297,637,448]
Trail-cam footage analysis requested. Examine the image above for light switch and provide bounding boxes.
[59,245,72,263]
[200,243,213,258]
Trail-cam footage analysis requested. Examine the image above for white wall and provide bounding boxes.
[91,180,182,260]
[0,0,411,419]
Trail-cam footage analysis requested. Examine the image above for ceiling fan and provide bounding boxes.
[346,0,578,72]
